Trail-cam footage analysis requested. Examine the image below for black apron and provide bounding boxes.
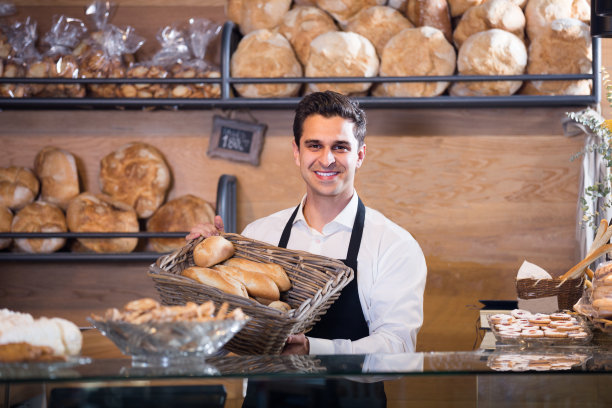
[242,197,386,408]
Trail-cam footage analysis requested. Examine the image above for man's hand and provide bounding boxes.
[281,334,309,355]
[185,215,225,240]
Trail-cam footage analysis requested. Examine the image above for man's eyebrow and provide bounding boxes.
[303,138,321,144]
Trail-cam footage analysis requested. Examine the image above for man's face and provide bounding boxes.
[293,114,366,201]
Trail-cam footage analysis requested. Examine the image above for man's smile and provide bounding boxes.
[314,170,340,179]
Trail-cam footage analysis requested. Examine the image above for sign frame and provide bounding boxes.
[207,115,267,166]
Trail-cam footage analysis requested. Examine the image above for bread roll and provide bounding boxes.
[450,29,527,96]
[99,142,171,219]
[522,18,591,96]
[448,0,486,17]
[315,0,386,26]
[226,0,292,35]
[193,235,235,267]
[306,31,379,95]
[453,0,525,48]
[147,194,216,252]
[0,166,39,210]
[345,6,413,57]
[34,146,80,210]
[374,27,456,97]
[231,29,303,98]
[278,6,338,65]
[0,314,82,356]
[12,201,66,253]
[213,264,280,300]
[223,257,292,291]
[0,205,12,250]
[181,266,249,298]
[405,0,452,42]
[268,300,292,312]
[66,192,139,253]
[593,299,612,318]
[524,0,590,40]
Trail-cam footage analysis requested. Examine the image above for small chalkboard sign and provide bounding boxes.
[208,115,267,166]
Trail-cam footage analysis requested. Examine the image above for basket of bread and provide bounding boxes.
[147,233,354,355]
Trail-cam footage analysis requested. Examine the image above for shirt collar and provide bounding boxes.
[294,191,359,234]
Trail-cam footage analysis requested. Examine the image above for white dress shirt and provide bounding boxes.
[241,192,427,355]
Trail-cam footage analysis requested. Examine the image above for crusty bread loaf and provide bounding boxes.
[374,26,456,97]
[345,6,413,57]
[268,300,292,312]
[231,29,303,98]
[213,264,280,300]
[223,257,292,291]
[593,298,612,318]
[147,194,216,252]
[0,205,12,250]
[315,0,386,26]
[448,0,486,17]
[226,0,292,35]
[181,266,249,298]
[522,18,591,96]
[405,0,452,42]
[193,235,235,268]
[66,192,139,253]
[99,142,171,219]
[306,31,379,95]
[12,201,66,253]
[450,29,527,96]
[0,166,39,211]
[453,0,525,48]
[34,146,80,210]
[524,0,590,40]
[278,6,338,65]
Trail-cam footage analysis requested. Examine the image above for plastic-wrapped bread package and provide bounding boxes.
[1,18,39,98]
[11,201,67,254]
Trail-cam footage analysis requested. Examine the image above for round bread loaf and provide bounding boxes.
[226,0,292,35]
[522,18,591,95]
[278,6,338,65]
[345,6,413,57]
[231,29,303,98]
[66,192,139,253]
[147,194,216,253]
[315,0,386,26]
[448,0,486,17]
[306,31,379,95]
[34,146,80,210]
[374,27,456,97]
[99,142,171,219]
[450,29,527,96]
[405,0,452,42]
[12,201,66,253]
[524,0,590,40]
[0,166,39,211]
[453,0,525,48]
[0,205,13,250]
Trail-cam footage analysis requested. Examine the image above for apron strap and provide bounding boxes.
[278,204,300,249]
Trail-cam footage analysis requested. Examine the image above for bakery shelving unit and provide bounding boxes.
[0,174,237,262]
[0,21,602,110]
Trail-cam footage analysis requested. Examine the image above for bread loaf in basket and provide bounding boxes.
[148,233,354,355]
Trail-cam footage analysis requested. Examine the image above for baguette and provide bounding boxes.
[213,264,280,300]
[223,257,292,291]
[193,236,235,268]
[181,266,248,298]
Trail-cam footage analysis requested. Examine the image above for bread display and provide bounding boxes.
[11,201,67,253]
[345,6,413,57]
[181,266,249,298]
[315,0,386,26]
[0,166,39,211]
[147,194,216,253]
[0,205,13,250]
[99,142,171,219]
[226,0,292,35]
[193,235,236,268]
[278,6,338,65]
[524,0,590,40]
[230,29,303,98]
[66,192,139,253]
[522,18,592,96]
[34,146,80,210]
[213,264,280,300]
[448,0,486,17]
[306,31,379,95]
[592,263,612,318]
[450,29,527,96]
[453,0,525,48]
[118,64,170,99]
[223,257,292,292]
[405,0,452,42]
[374,27,456,97]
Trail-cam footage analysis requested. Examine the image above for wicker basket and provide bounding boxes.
[515,277,585,311]
[147,233,354,355]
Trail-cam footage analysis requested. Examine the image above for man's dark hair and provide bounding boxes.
[293,91,367,148]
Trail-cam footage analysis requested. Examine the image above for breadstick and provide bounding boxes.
[560,244,612,281]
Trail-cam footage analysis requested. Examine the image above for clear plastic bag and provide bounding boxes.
[1,17,39,98]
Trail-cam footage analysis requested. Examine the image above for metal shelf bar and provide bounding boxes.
[0,252,162,262]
